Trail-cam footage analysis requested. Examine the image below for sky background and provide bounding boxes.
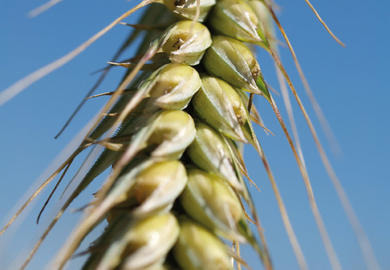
[0,0,388,269]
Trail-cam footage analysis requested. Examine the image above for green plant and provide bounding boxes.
[0,1,380,269]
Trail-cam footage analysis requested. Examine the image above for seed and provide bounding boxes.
[187,121,243,191]
[209,0,266,45]
[107,159,188,221]
[146,110,196,158]
[118,109,196,160]
[160,20,212,65]
[96,213,179,270]
[192,76,251,142]
[163,0,216,22]
[247,0,274,41]
[129,160,187,215]
[173,220,233,270]
[181,169,248,242]
[146,63,201,110]
[202,35,269,97]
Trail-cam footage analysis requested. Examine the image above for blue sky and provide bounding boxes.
[0,0,388,269]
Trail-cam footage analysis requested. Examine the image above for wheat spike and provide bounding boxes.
[0,1,377,270]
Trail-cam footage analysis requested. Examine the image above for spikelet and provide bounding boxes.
[181,169,249,242]
[203,35,269,96]
[192,76,252,142]
[160,20,212,65]
[173,220,233,270]
[163,0,216,22]
[209,0,266,44]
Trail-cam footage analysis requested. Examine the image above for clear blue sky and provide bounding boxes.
[0,0,388,269]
